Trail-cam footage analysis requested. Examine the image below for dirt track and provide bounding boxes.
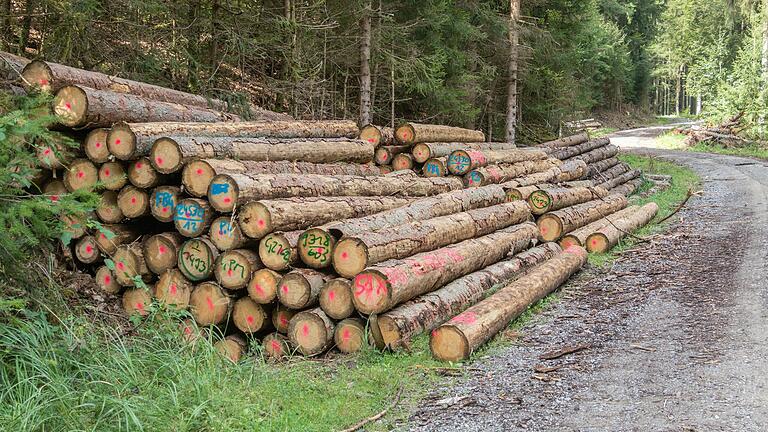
[406,138,768,430]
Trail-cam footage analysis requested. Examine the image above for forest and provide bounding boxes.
[2,0,766,140]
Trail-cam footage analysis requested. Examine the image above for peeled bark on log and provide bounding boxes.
[113,244,150,287]
[272,305,297,334]
[143,232,184,274]
[395,123,485,145]
[374,145,410,165]
[447,148,548,175]
[149,136,374,174]
[154,268,192,310]
[98,162,127,191]
[335,318,367,353]
[96,266,120,294]
[122,287,153,317]
[209,217,254,251]
[189,281,232,326]
[248,268,282,304]
[585,157,621,179]
[107,120,358,161]
[464,159,559,187]
[586,203,659,253]
[53,85,239,128]
[174,198,214,238]
[127,157,170,189]
[537,194,628,241]
[239,196,411,240]
[588,161,629,184]
[232,297,270,333]
[177,237,219,282]
[182,159,382,198]
[96,191,123,223]
[556,159,588,182]
[288,308,335,356]
[84,128,110,163]
[392,153,415,171]
[278,268,330,309]
[215,335,247,363]
[208,171,463,212]
[117,186,149,219]
[352,223,539,314]
[422,157,448,177]
[374,242,562,349]
[527,186,609,215]
[63,159,97,191]
[430,246,587,361]
[319,278,355,320]
[258,231,300,271]
[546,137,609,160]
[411,142,518,164]
[359,124,395,147]
[559,205,640,249]
[263,332,293,359]
[595,169,641,191]
[610,178,643,196]
[333,201,532,278]
[214,249,262,290]
[149,186,181,223]
[74,235,101,264]
[573,144,619,165]
[538,132,589,148]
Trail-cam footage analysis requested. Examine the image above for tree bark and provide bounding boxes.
[177,237,219,282]
[154,268,192,310]
[189,281,232,326]
[447,148,548,175]
[545,137,610,160]
[411,142,518,164]
[430,246,587,361]
[352,222,538,314]
[359,124,395,147]
[584,157,620,179]
[609,178,643,196]
[258,230,301,271]
[150,186,181,223]
[374,242,561,350]
[319,278,355,320]
[571,144,619,165]
[395,123,485,145]
[359,1,372,127]
[214,249,262,290]
[248,268,283,304]
[537,194,628,241]
[589,161,630,184]
[594,169,641,191]
[335,318,367,353]
[506,0,520,143]
[287,307,335,356]
[142,232,184,275]
[278,268,330,309]
[538,132,589,148]
[527,186,609,215]
[559,205,640,249]
[463,159,559,187]
[586,203,659,253]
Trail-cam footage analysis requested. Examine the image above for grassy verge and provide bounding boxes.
[654,130,768,160]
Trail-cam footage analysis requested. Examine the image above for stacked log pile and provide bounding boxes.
[675,113,754,148]
[13,52,661,363]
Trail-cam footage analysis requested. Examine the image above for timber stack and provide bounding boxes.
[9,51,660,363]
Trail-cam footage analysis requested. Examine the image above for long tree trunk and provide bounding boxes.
[586,203,659,253]
[464,159,559,187]
[537,194,628,241]
[447,148,548,175]
[538,132,589,148]
[584,157,620,179]
[430,246,587,361]
[559,205,640,249]
[572,144,619,164]
[411,141,518,164]
[594,169,641,191]
[395,123,485,145]
[545,137,610,160]
[506,0,520,143]
[589,161,630,184]
[610,178,643,196]
[555,158,588,182]
[359,0,372,127]
[527,186,608,215]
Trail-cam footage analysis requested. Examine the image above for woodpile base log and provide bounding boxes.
[113,244,149,287]
[154,268,192,310]
[215,335,247,363]
[74,235,100,264]
[586,203,659,253]
[96,266,120,294]
[189,281,231,326]
[334,318,366,353]
[122,288,153,317]
[278,268,329,309]
[232,297,269,333]
[610,178,644,196]
[288,308,335,356]
[319,278,355,320]
[537,194,628,241]
[559,205,640,249]
[263,333,292,360]
[248,268,282,304]
[272,305,296,333]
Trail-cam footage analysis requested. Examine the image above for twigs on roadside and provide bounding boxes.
[657,188,701,224]
[339,384,404,432]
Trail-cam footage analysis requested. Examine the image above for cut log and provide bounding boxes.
[374,145,410,165]
[98,162,127,191]
[149,136,374,174]
[177,237,219,282]
[334,318,367,354]
[333,201,532,278]
[447,148,548,175]
[182,159,382,198]
[95,265,121,294]
[430,246,587,361]
[53,85,239,128]
[117,186,149,219]
[61,213,88,240]
[463,159,559,187]
[96,191,123,223]
[395,123,485,145]
[63,158,98,191]
[239,196,410,240]
[1,51,30,79]
[586,203,659,253]
[248,268,283,304]
[537,194,628,241]
[559,205,640,249]
[122,287,153,317]
[411,142,519,164]
[143,232,184,274]
[174,198,214,238]
[43,180,68,202]
[209,216,254,251]
[546,137,609,160]
[352,223,538,314]
[263,332,293,360]
[189,281,232,326]
[610,178,643,196]
[207,171,462,212]
[36,136,77,169]
[74,235,101,264]
[83,128,110,163]
[296,229,336,269]
[538,132,589,148]
[573,144,619,164]
[288,308,335,356]
[374,242,562,349]
[258,231,300,271]
[215,335,247,363]
[113,244,150,287]
[527,186,608,215]
[589,162,630,184]
[555,159,588,182]
[277,269,330,309]
[127,157,169,189]
[391,153,415,171]
[505,184,555,201]
[585,157,621,179]
[595,169,641,191]
[319,278,355,320]
[179,319,202,343]
[359,124,395,147]
[149,186,181,223]
[500,168,560,190]
[422,157,448,177]
[154,268,192,310]
[272,305,296,334]
[379,165,393,174]
[232,297,270,333]
[214,249,262,290]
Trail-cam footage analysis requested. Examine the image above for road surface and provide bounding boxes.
[407,127,768,431]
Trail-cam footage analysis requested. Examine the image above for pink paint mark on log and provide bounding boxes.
[431,330,438,338]
[162,207,168,213]
[50,195,59,202]
[136,302,145,313]
[301,324,309,337]
[43,148,51,155]
[341,252,348,259]
[104,275,111,284]
[117,262,125,271]
[131,197,136,204]
[223,197,231,204]
[85,245,93,254]
[281,285,288,294]
[39,79,48,85]
[367,138,375,143]
[254,284,264,294]
[158,246,166,254]
[380,267,407,286]
[257,220,265,227]
[270,340,282,353]
[450,311,477,325]
[136,162,143,169]
[169,284,177,295]
[95,142,102,148]
[328,290,335,301]
[100,233,106,239]
[104,169,110,176]
[227,269,233,277]
[196,169,203,175]
[77,171,84,178]
[155,157,163,166]
[206,297,214,311]
[246,315,255,325]
[342,329,351,342]
[115,139,121,145]
[279,315,288,326]
[64,102,71,110]
[184,326,192,335]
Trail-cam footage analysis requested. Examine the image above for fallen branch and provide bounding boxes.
[339,384,404,432]
[539,343,591,360]
[657,188,701,224]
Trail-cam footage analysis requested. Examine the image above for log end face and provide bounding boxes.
[209,216,241,251]
[21,60,53,92]
[64,159,98,192]
[374,147,391,165]
[208,174,238,213]
[297,228,336,269]
[143,234,178,275]
[395,123,416,144]
[586,233,610,254]
[412,143,431,163]
[150,187,179,223]
[559,236,581,250]
[391,153,414,171]
[463,170,483,188]
[154,269,191,310]
[238,202,272,240]
[95,266,121,294]
[258,233,295,271]
[113,246,140,286]
[174,199,210,238]
[332,238,368,279]
[422,158,446,177]
[177,238,216,282]
[117,186,148,219]
[128,157,158,189]
[248,269,280,304]
[182,160,216,198]
[447,150,472,176]
[232,297,266,333]
[75,236,100,264]
[97,191,123,223]
[319,278,354,320]
[122,288,153,318]
[527,190,553,215]
[107,124,137,160]
[377,315,404,350]
[352,271,391,315]
[288,312,330,356]
[98,162,127,191]
[334,319,366,354]
[537,215,563,242]
[215,250,253,290]
[150,137,183,174]
[359,124,382,147]
[214,337,245,363]
[430,325,469,362]
[189,282,229,326]
[84,128,110,163]
[272,306,296,333]
[277,272,310,309]
[263,333,291,360]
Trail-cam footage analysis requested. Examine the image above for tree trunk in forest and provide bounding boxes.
[761,0,768,134]
[559,205,640,249]
[333,201,531,278]
[447,148,548,176]
[359,0,372,127]
[411,142,518,164]
[214,249,262,290]
[537,194,628,241]
[319,278,355,320]
[143,232,184,275]
[675,65,682,116]
[288,308,335,356]
[430,246,587,361]
[395,123,485,145]
[352,223,538,315]
[177,237,219,282]
[18,0,33,54]
[506,0,520,143]
[463,159,559,188]
[527,186,608,215]
[586,203,659,253]
[373,242,561,350]
[278,268,330,309]
[1,1,11,51]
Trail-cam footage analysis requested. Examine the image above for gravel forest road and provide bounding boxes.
[406,130,768,431]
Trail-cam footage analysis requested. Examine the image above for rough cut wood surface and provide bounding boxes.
[536,194,628,241]
[586,202,659,253]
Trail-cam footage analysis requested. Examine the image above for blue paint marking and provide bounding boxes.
[210,183,229,195]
